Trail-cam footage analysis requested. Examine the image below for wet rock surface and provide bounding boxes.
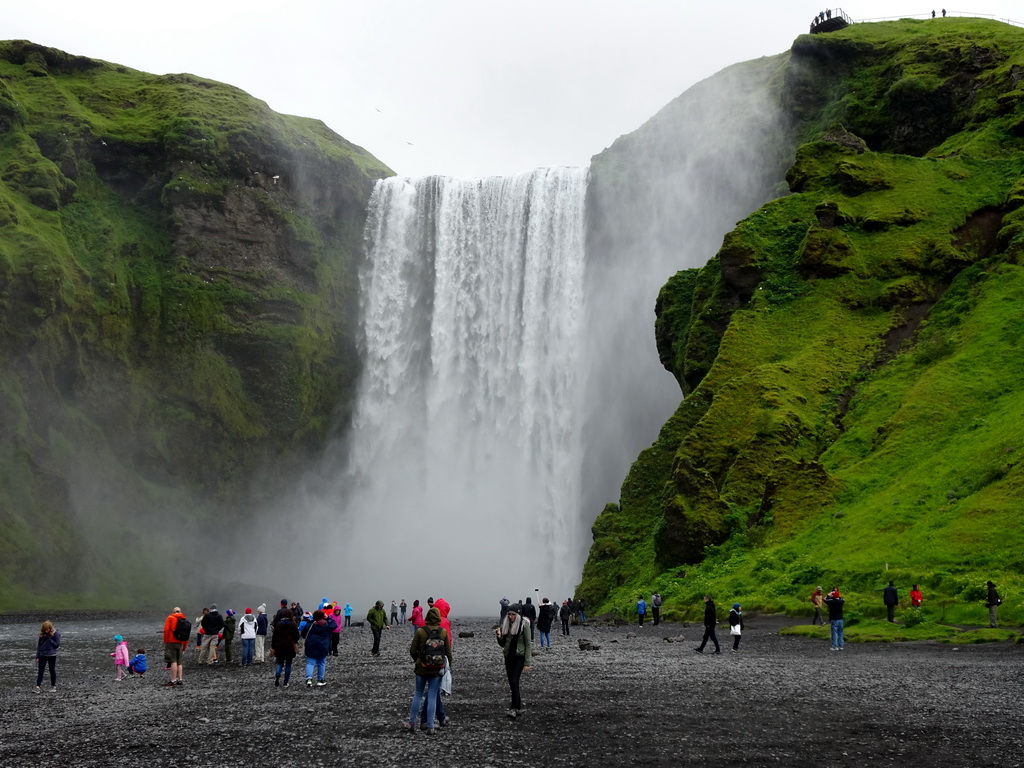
[1,614,1020,766]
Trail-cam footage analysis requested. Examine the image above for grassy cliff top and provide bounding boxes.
[579,18,1024,632]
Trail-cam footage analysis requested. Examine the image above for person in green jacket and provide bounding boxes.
[222,609,237,664]
[496,602,532,719]
[404,607,452,734]
[366,600,390,657]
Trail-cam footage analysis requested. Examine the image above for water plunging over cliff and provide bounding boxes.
[343,169,588,605]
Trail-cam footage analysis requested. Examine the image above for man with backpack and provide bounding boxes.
[404,606,452,734]
[651,593,663,626]
[162,606,189,686]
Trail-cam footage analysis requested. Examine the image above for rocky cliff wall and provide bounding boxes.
[0,41,391,608]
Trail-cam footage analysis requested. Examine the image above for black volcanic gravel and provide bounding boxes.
[0,613,1020,767]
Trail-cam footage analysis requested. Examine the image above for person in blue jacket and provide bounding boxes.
[301,609,337,686]
[636,595,647,627]
[128,648,148,676]
[35,620,61,692]
[343,603,353,628]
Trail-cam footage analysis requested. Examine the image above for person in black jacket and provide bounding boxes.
[694,595,720,654]
[198,604,225,664]
[521,597,538,641]
[728,604,744,652]
[883,581,899,622]
[986,581,1001,627]
[536,598,556,648]
[559,601,572,636]
[824,588,845,651]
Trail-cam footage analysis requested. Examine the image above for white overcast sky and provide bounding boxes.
[7,2,1024,178]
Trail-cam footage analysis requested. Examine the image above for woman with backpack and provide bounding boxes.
[300,609,337,686]
[496,602,532,719]
[404,606,452,735]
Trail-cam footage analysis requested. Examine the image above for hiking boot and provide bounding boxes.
[506,709,517,719]
[34,686,41,693]
[174,680,183,686]
[163,681,176,687]
[275,675,280,687]
[693,648,704,654]
[306,678,313,687]
[316,680,326,687]
[425,728,437,736]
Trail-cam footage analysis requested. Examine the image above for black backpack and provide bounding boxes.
[421,627,446,669]
[172,616,191,642]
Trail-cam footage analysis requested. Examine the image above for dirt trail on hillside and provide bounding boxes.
[1,613,1020,767]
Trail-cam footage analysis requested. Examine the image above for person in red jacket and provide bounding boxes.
[162,607,189,686]
[910,585,924,608]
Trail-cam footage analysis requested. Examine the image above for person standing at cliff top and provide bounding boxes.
[986,581,1001,627]
[35,620,61,693]
[883,581,899,623]
[824,588,845,651]
[636,595,647,627]
[694,595,720,654]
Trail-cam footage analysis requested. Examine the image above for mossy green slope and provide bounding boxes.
[0,41,391,610]
[579,19,1024,629]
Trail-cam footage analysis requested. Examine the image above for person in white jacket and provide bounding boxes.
[239,608,258,666]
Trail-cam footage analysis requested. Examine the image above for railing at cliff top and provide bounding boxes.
[854,11,1024,28]
[810,8,853,32]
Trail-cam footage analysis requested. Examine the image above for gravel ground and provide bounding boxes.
[0,612,1020,767]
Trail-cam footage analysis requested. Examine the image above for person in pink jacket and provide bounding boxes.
[330,605,343,656]
[410,600,425,632]
[111,635,130,681]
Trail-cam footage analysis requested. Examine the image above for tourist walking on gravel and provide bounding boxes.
[559,600,572,636]
[420,598,453,728]
[238,608,257,666]
[810,586,825,625]
[986,581,1001,627]
[343,602,353,628]
[330,604,343,656]
[694,595,720,654]
[404,606,452,734]
[651,593,662,625]
[199,605,224,664]
[825,588,845,650]
[496,603,532,719]
[255,604,268,662]
[883,581,899,622]
[35,620,60,692]
[112,634,130,680]
[222,609,237,664]
[367,600,390,656]
[400,599,408,624]
[271,612,300,687]
[162,607,189,686]
[301,609,337,686]
[636,595,647,627]
[410,599,425,632]
[390,601,399,625]
[576,597,587,625]
[537,598,556,647]
[521,597,537,641]
[728,604,744,652]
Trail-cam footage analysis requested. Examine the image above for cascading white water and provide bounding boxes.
[341,168,588,608]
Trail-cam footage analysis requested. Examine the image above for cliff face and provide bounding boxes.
[0,41,391,608]
[579,18,1024,623]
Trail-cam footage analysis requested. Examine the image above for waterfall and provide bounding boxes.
[342,168,588,607]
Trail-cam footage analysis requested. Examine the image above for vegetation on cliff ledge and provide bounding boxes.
[579,18,1024,631]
